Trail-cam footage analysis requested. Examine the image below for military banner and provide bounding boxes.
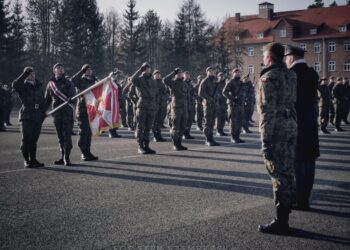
[84,77,120,136]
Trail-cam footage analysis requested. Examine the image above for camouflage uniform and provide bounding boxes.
[243,80,255,132]
[131,66,159,153]
[223,77,245,141]
[152,78,167,141]
[45,75,76,164]
[128,84,139,131]
[332,80,346,131]
[318,83,332,132]
[199,76,219,145]
[163,71,189,149]
[342,79,350,123]
[257,63,297,210]
[184,79,196,138]
[119,80,127,128]
[328,80,335,124]
[215,78,228,135]
[122,81,135,130]
[194,80,203,130]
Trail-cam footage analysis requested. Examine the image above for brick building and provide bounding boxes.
[221,2,350,80]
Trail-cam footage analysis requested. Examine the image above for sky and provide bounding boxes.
[97,0,348,23]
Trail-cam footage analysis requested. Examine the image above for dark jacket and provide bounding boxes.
[12,72,46,122]
[291,62,320,160]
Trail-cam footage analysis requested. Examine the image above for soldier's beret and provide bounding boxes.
[263,42,285,62]
[206,67,213,72]
[217,72,224,76]
[53,63,63,70]
[284,45,305,57]
[153,70,161,75]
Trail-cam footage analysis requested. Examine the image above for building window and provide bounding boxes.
[235,35,240,41]
[235,47,241,55]
[248,47,254,56]
[328,41,336,52]
[279,29,286,38]
[300,43,307,51]
[260,46,264,56]
[344,61,350,71]
[314,62,321,73]
[328,61,336,72]
[248,64,254,74]
[310,28,317,35]
[345,41,350,51]
[314,42,321,53]
[339,25,347,32]
[257,33,264,39]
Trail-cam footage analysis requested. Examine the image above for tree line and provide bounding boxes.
[0,0,236,84]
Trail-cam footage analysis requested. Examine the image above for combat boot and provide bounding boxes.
[216,130,228,136]
[242,128,252,134]
[23,151,34,168]
[29,147,44,167]
[64,150,72,166]
[335,127,345,132]
[258,206,290,235]
[109,129,121,138]
[54,150,64,165]
[137,140,147,154]
[183,133,195,139]
[231,137,245,143]
[144,140,156,154]
[153,132,166,142]
[321,128,331,134]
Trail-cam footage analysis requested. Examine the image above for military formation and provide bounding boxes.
[1,40,349,236]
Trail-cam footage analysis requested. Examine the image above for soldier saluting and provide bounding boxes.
[131,62,159,154]
[12,67,46,168]
[45,63,76,166]
[257,42,297,234]
[71,64,99,161]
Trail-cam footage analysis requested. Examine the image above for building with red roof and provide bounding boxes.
[221,2,350,80]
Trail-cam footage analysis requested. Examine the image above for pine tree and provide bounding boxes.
[158,21,175,74]
[329,1,337,6]
[105,9,122,71]
[308,0,324,8]
[173,6,189,70]
[118,0,144,74]
[0,0,12,82]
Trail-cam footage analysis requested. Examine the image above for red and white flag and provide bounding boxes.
[84,77,120,136]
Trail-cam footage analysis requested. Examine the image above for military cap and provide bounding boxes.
[263,42,285,62]
[153,70,161,75]
[206,66,213,72]
[53,63,63,70]
[284,45,305,57]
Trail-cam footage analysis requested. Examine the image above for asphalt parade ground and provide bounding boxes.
[0,113,349,249]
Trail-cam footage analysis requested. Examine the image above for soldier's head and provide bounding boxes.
[284,45,305,69]
[217,72,224,81]
[174,68,184,80]
[343,77,349,84]
[184,71,191,80]
[25,67,36,81]
[206,67,214,77]
[263,42,285,67]
[231,68,240,80]
[329,76,335,83]
[53,63,65,78]
[153,70,162,80]
[84,65,93,77]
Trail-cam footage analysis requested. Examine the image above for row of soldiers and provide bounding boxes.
[117,64,256,154]
[318,76,350,133]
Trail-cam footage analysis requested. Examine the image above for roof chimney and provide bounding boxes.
[235,13,241,23]
[259,2,274,20]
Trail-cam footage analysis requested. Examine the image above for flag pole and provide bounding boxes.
[46,76,112,117]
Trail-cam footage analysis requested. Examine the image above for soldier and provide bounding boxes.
[128,82,139,135]
[122,77,135,131]
[152,70,166,142]
[12,67,46,168]
[163,68,188,150]
[242,74,255,133]
[223,68,245,143]
[199,67,220,146]
[194,75,204,131]
[0,83,6,131]
[285,45,320,211]
[215,72,228,136]
[2,84,13,126]
[342,77,350,124]
[131,63,158,154]
[45,63,76,166]
[332,77,346,132]
[109,71,123,138]
[71,64,99,161]
[318,78,332,134]
[183,71,195,139]
[328,76,336,125]
[257,42,297,234]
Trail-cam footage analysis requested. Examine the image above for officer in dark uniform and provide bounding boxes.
[45,63,76,166]
[199,67,220,146]
[12,67,46,168]
[71,64,99,161]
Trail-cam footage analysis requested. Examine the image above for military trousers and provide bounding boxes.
[319,105,330,129]
[228,103,244,139]
[126,100,134,128]
[203,105,215,140]
[216,103,227,132]
[136,107,156,142]
[185,104,195,134]
[171,107,188,143]
[20,120,42,160]
[53,113,73,154]
[294,159,315,207]
[77,111,92,155]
